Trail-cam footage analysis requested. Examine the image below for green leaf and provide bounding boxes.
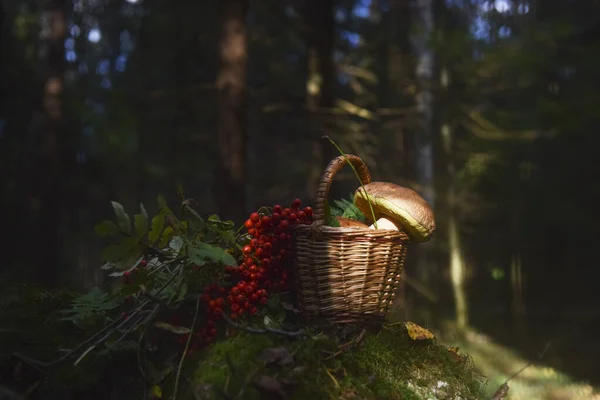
[182,202,205,232]
[157,194,169,212]
[134,204,149,237]
[140,203,149,221]
[94,220,120,237]
[176,184,185,200]
[187,241,236,266]
[111,201,131,234]
[101,244,124,262]
[172,281,188,303]
[159,226,175,248]
[59,287,120,326]
[324,202,340,227]
[149,213,165,244]
[115,238,143,269]
[134,215,148,237]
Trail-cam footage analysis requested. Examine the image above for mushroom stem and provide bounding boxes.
[368,217,401,231]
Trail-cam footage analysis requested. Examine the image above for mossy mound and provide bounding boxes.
[192,325,485,399]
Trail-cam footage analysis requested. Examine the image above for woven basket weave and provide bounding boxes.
[292,155,410,327]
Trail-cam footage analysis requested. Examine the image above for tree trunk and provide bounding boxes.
[27,0,67,286]
[411,0,435,207]
[436,1,468,331]
[407,0,436,318]
[385,0,413,314]
[446,153,469,330]
[304,0,336,195]
[215,0,248,223]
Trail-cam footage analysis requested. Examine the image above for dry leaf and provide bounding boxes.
[404,321,435,341]
[447,346,468,363]
[150,385,162,398]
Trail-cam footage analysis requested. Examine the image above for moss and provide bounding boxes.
[0,285,142,399]
[192,325,486,399]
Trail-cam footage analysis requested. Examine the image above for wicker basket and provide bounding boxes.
[292,155,410,327]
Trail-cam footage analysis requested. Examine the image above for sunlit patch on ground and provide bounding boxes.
[438,325,600,400]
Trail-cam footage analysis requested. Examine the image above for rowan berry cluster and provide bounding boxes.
[195,198,313,343]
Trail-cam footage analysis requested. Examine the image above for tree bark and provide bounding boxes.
[215,0,248,222]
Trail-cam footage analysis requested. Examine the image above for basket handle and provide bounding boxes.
[313,154,372,225]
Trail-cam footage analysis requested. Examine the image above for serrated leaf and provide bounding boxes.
[94,220,120,237]
[177,220,188,232]
[187,241,236,266]
[182,202,205,232]
[159,226,175,248]
[101,244,124,262]
[154,321,191,335]
[149,213,165,244]
[121,246,144,270]
[59,287,119,324]
[109,255,144,276]
[134,204,149,237]
[111,201,131,234]
[134,214,148,237]
[140,203,149,221]
[157,194,169,212]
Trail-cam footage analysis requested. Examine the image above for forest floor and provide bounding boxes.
[437,320,600,400]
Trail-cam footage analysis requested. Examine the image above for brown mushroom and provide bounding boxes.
[353,182,436,242]
[335,216,369,228]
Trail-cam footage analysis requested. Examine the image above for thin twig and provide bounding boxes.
[172,296,201,400]
[74,300,151,366]
[325,328,367,360]
[107,312,149,349]
[488,341,552,400]
[13,314,126,368]
[221,313,308,338]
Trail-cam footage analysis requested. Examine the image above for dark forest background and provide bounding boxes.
[1,0,599,398]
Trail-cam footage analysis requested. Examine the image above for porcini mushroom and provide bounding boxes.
[353,182,436,242]
[335,216,369,229]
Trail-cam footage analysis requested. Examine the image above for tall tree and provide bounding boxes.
[25,0,68,285]
[436,0,469,331]
[215,0,249,222]
[408,0,437,314]
[304,0,336,190]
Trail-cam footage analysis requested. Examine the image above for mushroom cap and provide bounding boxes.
[335,216,369,228]
[354,182,436,242]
